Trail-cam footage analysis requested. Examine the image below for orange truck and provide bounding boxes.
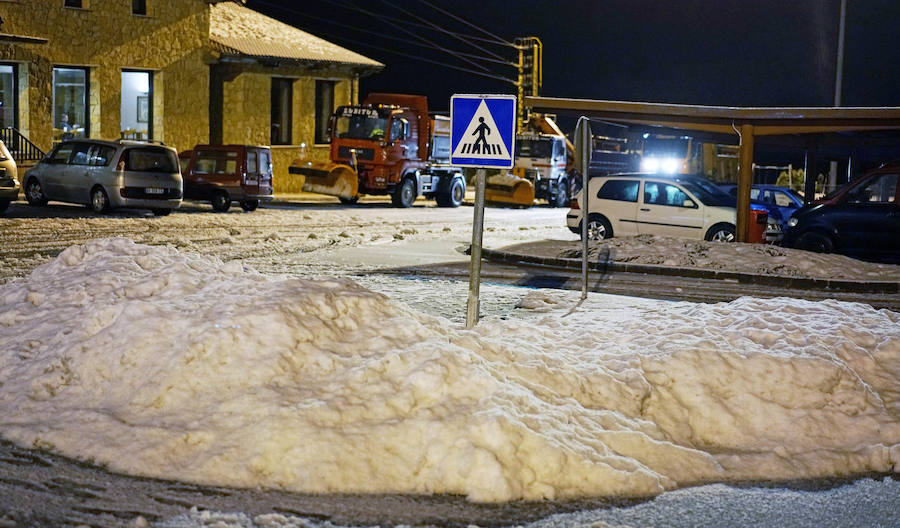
[289,93,465,208]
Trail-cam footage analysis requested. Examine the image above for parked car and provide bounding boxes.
[0,140,20,213]
[24,139,182,216]
[782,163,900,262]
[566,173,768,242]
[720,183,805,224]
[178,145,274,212]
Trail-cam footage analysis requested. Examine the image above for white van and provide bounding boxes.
[566,173,742,242]
[0,140,20,213]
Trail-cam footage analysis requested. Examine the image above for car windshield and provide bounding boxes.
[516,138,553,158]
[124,147,179,173]
[678,177,734,207]
[334,107,390,140]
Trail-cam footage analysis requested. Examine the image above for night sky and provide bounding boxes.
[246,0,900,112]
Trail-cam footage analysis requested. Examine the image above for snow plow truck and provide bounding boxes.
[288,93,465,208]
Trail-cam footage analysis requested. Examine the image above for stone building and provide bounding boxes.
[0,0,382,192]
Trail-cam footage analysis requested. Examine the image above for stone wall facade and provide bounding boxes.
[0,0,370,195]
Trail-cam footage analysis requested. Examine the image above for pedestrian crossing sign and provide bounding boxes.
[450,94,516,169]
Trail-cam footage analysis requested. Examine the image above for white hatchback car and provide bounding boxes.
[0,140,20,213]
[567,173,742,241]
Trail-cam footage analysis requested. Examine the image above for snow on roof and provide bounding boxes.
[209,2,383,69]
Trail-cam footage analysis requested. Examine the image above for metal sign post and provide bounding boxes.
[466,168,486,328]
[451,94,517,327]
[574,116,592,299]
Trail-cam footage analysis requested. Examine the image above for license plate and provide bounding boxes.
[145,187,165,194]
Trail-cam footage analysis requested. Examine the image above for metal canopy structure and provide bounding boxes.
[525,96,900,242]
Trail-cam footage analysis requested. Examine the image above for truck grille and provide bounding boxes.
[337,146,375,161]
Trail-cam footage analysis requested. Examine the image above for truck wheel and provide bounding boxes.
[211,191,231,212]
[339,196,360,205]
[392,178,416,208]
[553,179,569,208]
[240,199,259,212]
[436,177,465,207]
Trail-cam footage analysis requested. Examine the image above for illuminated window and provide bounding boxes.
[52,66,89,140]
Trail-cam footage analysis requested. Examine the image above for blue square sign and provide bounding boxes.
[450,94,517,169]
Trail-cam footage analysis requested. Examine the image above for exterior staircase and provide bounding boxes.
[1,127,45,172]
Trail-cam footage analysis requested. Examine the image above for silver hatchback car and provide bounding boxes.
[24,139,182,215]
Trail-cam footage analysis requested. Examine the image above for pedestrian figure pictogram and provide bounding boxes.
[471,117,491,154]
[450,97,514,167]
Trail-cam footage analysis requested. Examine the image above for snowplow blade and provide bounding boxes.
[484,171,535,208]
[288,160,359,200]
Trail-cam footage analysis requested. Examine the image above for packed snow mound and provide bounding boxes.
[0,238,898,502]
[556,234,900,280]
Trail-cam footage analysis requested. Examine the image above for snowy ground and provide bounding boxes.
[0,198,898,527]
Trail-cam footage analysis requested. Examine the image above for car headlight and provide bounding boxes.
[787,217,799,227]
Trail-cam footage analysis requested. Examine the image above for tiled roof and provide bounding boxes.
[209,2,383,69]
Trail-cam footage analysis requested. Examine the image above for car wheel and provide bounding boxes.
[392,177,416,208]
[25,178,48,206]
[705,223,735,242]
[211,191,231,212]
[151,208,171,217]
[796,231,834,253]
[90,186,110,214]
[582,214,612,241]
[436,177,464,207]
[0,199,9,213]
[553,179,568,208]
[240,199,259,212]
[338,196,359,205]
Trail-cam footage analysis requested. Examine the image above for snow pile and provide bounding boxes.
[0,239,898,502]
[556,234,900,280]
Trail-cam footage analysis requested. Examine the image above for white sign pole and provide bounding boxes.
[574,117,592,300]
[466,168,486,328]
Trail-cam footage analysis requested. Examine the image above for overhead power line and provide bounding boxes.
[252,0,517,68]
[378,0,509,63]
[419,0,515,47]
[323,0,491,72]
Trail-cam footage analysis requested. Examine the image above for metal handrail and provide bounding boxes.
[0,127,46,162]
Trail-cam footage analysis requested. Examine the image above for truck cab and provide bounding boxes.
[513,133,570,207]
[291,93,464,208]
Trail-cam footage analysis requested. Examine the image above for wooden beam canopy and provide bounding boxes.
[525,96,900,242]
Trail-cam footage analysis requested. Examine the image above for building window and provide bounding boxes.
[121,70,152,140]
[132,0,146,15]
[52,66,89,141]
[270,78,293,145]
[0,64,16,130]
[315,80,335,144]
[64,0,83,8]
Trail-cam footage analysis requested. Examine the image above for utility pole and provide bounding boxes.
[515,37,542,133]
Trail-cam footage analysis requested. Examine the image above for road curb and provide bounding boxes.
[479,247,900,294]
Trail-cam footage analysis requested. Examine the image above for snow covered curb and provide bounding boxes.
[0,238,898,503]
[480,247,900,293]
